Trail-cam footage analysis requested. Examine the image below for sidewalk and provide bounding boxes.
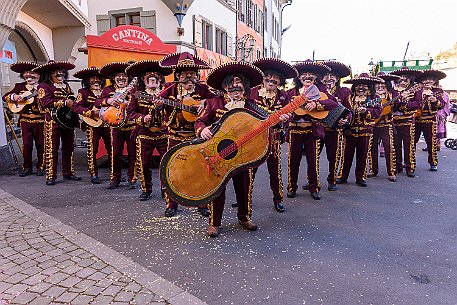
[0,189,205,305]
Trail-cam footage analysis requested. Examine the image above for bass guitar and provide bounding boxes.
[160,85,321,207]
[7,91,38,113]
[375,84,422,123]
[99,77,138,128]
[134,91,200,122]
[294,92,329,119]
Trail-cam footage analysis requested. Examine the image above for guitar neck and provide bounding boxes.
[162,98,195,113]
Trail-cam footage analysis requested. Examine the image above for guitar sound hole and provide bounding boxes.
[217,139,238,160]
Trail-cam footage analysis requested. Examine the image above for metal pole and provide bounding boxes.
[3,109,23,156]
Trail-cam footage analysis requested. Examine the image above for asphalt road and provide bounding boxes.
[1,127,457,305]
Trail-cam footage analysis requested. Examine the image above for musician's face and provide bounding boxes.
[299,72,317,88]
[114,72,128,88]
[143,72,161,90]
[375,83,387,95]
[177,70,197,91]
[421,77,435,89]
[395,76,411,88]
[89,76,102,91]
[50,69,66,84]
[263,73,281,91]
[23,71,39,85]
[355,84,369,97]
[224,76,245,101]
[322,73,338,89]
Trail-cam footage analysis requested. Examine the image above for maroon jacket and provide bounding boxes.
[127,92,165,136]
[37,81,74,122]
[95,85,135,131]
[415,88,445,121]
[348,95,382,135]
[3,82,44,123]
[160,82,216,133]
[74,88,99,119]
[392,88,423,124]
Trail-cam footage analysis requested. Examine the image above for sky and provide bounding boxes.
[281,0,457,74]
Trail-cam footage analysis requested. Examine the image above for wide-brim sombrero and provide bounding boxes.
[125,60,173,77]
[11,62,38,74]
[206,61,264,91]
[32,60,75,73]
[344,73,385,85]
[73,66,103,79]
[415,69,446,82]
[159,51,210,70]
[322,61,351,78]
[390,66,423,77]
[293,60,331,76]
[99,62,130,77]
[376,71,401,82]
[252,58,298,79]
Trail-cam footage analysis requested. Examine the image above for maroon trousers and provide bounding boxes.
[393,124,415,173]
[288,127,320,194]
[110,128,136,183]
[369,125,396,176]
[85,126,111,177]
[44,120,75,180]
[319,129,341,185]
[137,133,168,192]
[208,170,252,227]
[415,121,438,166]
[20,121,45,171]
[339,134,371,181]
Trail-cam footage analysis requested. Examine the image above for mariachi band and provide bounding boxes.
[2,53,447,237]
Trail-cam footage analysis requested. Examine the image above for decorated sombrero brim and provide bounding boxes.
[293,60,331,76]
[11,62,38,74]
[99,62,129,77]
[376,72,401,82]
[390,66,423,77]
[73,66,103,79]
[32,60,75,73]
[159,51,210,70]
[344,73,385,85]
[252,58,298,79]
[322,61,351,78]
[125,60,173,77]
[206,61,264,91]
[415,69,447,82]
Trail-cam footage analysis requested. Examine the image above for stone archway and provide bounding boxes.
[68,35,86,63]
[14,21,50,62]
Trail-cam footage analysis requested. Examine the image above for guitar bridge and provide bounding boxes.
[199,148,220,177]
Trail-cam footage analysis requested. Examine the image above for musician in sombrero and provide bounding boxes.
[2,62,45,177]
[159,52,215,217]
[286,60,338,200]
[390,67,424,177]
[367,72,400,182]
[319,60,353,191]
[126,60,172,201]
[414,69,446,171]
[95,62,137,190]
[249,58,297,213]
[73,67,110,184]
[196,61,278,237]
[35,60,81,185]
[337,73,383,187]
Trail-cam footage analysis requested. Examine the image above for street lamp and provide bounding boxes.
[279,0,293,58]
[162,0,193,36]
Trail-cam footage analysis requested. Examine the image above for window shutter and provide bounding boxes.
[96,14,110,35]
[140,10,156,34]
[193,15,203,48]
[227,33,233,59]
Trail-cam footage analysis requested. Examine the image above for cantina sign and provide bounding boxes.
[87,25,176,54]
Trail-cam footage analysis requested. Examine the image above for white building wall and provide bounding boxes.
[16,12,54,59]
[263,0,280,58]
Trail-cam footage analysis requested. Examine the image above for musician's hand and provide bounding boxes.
[198,100,206,115]
[13,94,23,102]
[92,109,100,118]
[305,101,317,111]
[65,99,74,109]
[107,98,120,107]
[143,115,152,123]
[279,114,291,122]
[200,127,213,140]
[338,118,348,126]
[358,107,367,114]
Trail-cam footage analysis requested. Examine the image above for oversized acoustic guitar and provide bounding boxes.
[134,91,200,122]
[293,92,329,119]
[99,77,138,128]
[80,114,103,127]
[159,85,321,207]
[375,84,422,123]
[7,91,38,113]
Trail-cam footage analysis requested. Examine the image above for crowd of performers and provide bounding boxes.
[3,53,448,237]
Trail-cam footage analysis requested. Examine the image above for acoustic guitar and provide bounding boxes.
[99,77,138,128]
[7,91,38,113]
[134,91,200,122]
[52,106,79,129]
[80,114,103,127]
[415,89,443,118]
[159,85,321,207]
[294,92,329,119]
[375,84,422,123]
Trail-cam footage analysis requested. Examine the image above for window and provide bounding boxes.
[114,12,141,27]
[215,28,228,56]
[96,9,156,35]
[202,19,213,51]
[246,0,253,26]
